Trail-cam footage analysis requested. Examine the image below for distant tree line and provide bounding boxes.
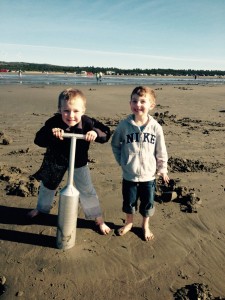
[0,61,224,76]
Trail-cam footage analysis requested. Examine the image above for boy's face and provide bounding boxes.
[130,93,155,117]
[60,97,85,127]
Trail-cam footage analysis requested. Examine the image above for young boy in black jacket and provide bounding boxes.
[27,88,111,235]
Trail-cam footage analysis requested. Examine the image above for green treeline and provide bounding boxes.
[0,61,225,76]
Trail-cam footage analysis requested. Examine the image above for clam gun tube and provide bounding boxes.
[56,133,85,250]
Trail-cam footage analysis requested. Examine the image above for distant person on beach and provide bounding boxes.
[27,88,111,235]
[96,72,102,83]
[111,86,169,241]
[96,72,100,83]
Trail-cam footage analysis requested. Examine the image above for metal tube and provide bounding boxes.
[63,133,86,186]
[67,137,76,186]
[56,133,85,250]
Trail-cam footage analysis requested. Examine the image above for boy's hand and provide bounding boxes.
[85,130,97,142]
[158,173,170,184]
[52,128,64,140]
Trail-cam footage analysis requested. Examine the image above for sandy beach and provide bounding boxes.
[0,83,225,299]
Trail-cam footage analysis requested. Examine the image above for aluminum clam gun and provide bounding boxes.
[56,133,85,250]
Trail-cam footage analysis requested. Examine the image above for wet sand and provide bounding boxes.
[0,84,225,299]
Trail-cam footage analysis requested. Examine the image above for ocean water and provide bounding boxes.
[0,73,225,86]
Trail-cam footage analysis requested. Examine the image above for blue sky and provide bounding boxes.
[0,0,225,70]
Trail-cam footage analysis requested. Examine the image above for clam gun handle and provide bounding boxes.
[62,133,86,139]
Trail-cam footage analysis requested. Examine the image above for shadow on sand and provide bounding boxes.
[0,205,115,248]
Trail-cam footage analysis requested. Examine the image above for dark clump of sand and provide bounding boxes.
[174,282,225,300]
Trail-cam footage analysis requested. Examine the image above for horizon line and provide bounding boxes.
[1,61,225,73]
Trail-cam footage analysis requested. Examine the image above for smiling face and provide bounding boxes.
[130,94,150,115]
[60,97,85,127]
[130,93,155,120]
[130,86,156,122]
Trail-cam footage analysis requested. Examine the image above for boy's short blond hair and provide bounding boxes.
[58,88,86,112]
[131,86,156,106]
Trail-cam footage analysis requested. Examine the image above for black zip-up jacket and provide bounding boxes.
[33,114,110,190]
[34,114,111,168]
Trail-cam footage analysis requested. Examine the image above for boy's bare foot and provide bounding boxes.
[143,227,154,241]
[98,223,111,235]
[95,217,111,235]
[117,223,133,236]
[26,209,40,219]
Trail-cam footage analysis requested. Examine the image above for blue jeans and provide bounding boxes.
[122,179,156,217]
[36,164,102,219]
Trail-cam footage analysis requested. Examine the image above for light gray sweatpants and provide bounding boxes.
[36,164,102,219]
